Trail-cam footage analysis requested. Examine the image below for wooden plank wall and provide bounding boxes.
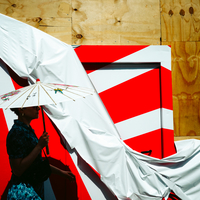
[0,0,200,140]
[161,0,200,141]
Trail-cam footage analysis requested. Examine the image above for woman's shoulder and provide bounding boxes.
[8,123,25,137]
[7,122,30,145]
[7,121,36,158]
[9,120,31,134]
[7,130,24,149]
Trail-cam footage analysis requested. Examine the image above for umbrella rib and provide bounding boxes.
[42,84,76,101]
[66,87,94,95]
[0,93,16,106]
[40,84,57,105]
[4,85,35,109]
[66,85,93,92]
[21,85,38,108]
[65,89,85,98]
[58,92,75,101]
[43,83,94,95]
[0,87,29,107]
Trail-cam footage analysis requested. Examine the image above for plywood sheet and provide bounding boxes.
[14,17,72,44]
[0,0,71,18]
[163,41,200,137]
[161,0,200,42]
[72,0,160,45]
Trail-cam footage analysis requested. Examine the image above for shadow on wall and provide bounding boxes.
[48,157,78,200]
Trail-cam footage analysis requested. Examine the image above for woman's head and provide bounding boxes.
[10,106,40,125]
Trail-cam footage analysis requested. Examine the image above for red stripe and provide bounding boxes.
[75,45,148,63]
[123,129,176,159]
[99,68,161,123]
[160,66,173,110]
[0,109,10,197]
[124,129,162,159]
[162,129,176,157]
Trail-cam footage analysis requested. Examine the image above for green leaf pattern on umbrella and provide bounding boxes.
[54,88,63,94]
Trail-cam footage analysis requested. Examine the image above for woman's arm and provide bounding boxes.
[10,132,49,177]
[50,165,75,181]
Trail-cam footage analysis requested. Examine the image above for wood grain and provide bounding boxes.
[16,17,72,44]
[175,136,200,141]
[161,0,200,42]
[0,0,71,18]
[0,0,72,44]
[72,0,161,45]
[163,41,200,137]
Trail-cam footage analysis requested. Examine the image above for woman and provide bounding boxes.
[6,106,75,200]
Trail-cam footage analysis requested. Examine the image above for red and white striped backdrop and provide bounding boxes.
[74,45,176,159]
[0,45,176,200]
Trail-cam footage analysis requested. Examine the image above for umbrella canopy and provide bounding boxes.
[0,79,95,109]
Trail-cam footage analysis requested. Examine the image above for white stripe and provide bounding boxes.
[115,108,173,141]
[0,61,17,130]
[115,109,162,140]
[162,108,174,130]
[88,63,154,93]
[115,46,171,71]
[70,151,108,200]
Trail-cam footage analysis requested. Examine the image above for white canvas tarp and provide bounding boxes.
[0,14,200,200]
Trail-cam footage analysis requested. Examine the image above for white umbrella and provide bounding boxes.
[0,79,95,109]
[0,79,95,154]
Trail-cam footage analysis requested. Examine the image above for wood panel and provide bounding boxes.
[175,136,200,141]
[0,0,72,44]
[0,0,71,18]
[163,41,200,137]
[17,17,72,44]
[72,0,161,45]
[161,0,200,42]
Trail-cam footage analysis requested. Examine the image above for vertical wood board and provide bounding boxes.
[163,41,200,137]
[161,0,200,42]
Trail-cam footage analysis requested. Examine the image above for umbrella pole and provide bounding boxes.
[41,106,50,155]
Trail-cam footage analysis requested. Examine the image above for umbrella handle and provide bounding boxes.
[41,106,50,155]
